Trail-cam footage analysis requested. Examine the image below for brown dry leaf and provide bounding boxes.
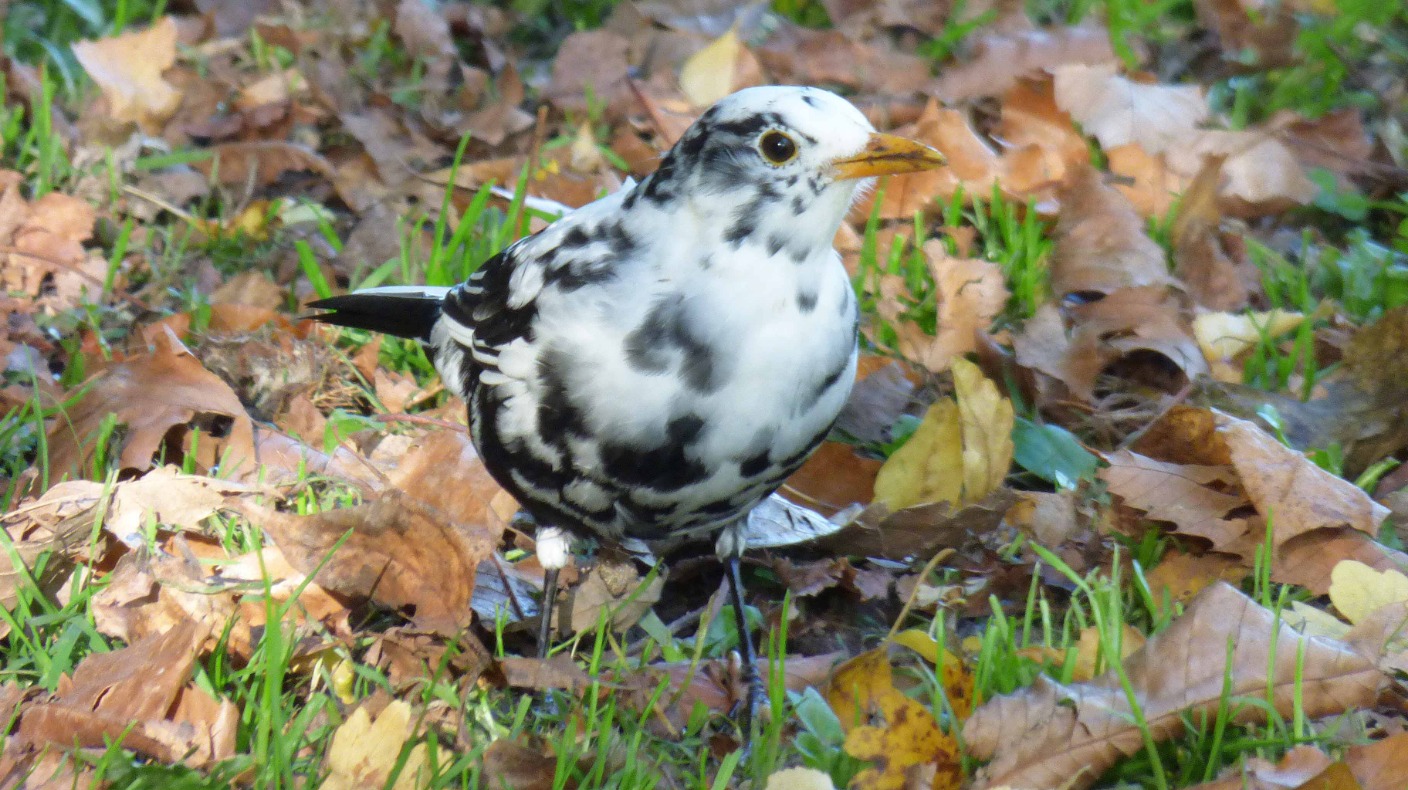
[858,100,1004,221]
[1172,155,1251,311]
[781,441,884,517]
[47,327,257,481]
[1145,550,1247,604]
[0,185,107,314]
[498,653,592,692]
[1176,130,1317,217]
[629,653,841,727]
[193,141,335,187]
[482,739,559,790]
[1099,449,1249,550]
[1065,286,1209,398]
[564,556,664,636]
[1053,63,1208,155]
[1005,490,1081,545]
[246,490,494,634]
[0,480,106,613]
[1186,745,1335,790]
[1216,412,1390,549]
[1107,142,1189,217]
[71,17,183,131]
[394,0,455,90]
[993,77,1091,194]
[933,23,1116,103]
[896,242,1009,374]
[18,620,237,767]
[323,700,431,790]
[1050,165,1172,297]
[830,486,1016,562]
[963,582,1383,790]
[98,466,251,545]
[1345,732,1408,790]
[547,29,632,117]
[1195,0,1299,69]
[383,430,514,534]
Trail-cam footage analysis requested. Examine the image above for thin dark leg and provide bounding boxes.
[537,567,560,659]
[726,554,760,733]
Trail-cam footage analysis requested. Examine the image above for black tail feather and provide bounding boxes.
[305,291,444,342]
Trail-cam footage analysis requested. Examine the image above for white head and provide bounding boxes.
[630,86,943,258]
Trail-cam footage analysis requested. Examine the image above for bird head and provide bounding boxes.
[638,86,944,255]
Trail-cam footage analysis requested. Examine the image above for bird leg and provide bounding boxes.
[725,553,761,733]
[717,523,760,733]
[535,526,570,659]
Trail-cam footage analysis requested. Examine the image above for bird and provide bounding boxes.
[308,85,944,726]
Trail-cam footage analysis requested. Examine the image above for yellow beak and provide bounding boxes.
[830,133,945,180]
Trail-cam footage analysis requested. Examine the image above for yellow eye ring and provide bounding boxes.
[758,131,798,165]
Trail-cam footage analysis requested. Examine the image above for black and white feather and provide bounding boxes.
[310,86,940,565]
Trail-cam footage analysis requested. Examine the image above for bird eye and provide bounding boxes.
[758,131,798,165]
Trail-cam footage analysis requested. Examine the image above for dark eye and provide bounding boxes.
[759,131,798,165]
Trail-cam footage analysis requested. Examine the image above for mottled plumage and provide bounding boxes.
[309,86,943,721]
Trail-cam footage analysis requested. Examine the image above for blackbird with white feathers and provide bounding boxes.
[309,86,943,724]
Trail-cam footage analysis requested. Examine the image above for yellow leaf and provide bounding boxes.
[1284,601,1352,641]
[891,629,940,663]
[1329,560,1408,625]
[1069,624,1146,682]
[323,701,430,790]
[953,359,1014,503]
[887,630,977,720]
[826,647,892,732]
[680,28,741,107]
[873,400,963,511]
[765,767,838,790]
[1193,309,1304,381]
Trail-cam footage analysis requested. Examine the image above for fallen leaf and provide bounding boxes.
[323,700,430,790]
[1329,561,1408,625]
[873,398,963,511]
[72,17,183,131]
[1099,449,1249,549]
[964,583,1383,790]
[781,441,884,517]
[1144,550,1247,604]
[955,359,1016,503]
[1345,732,1408,790]
[1053,63,1208,155]
[564,555,664,636]
[933,23,1117,103]
[897,242,1010,374]
[246,490,495,634]
[1217,413,1390,549]
[1172,155,1251,311]
[1050,165,1173,297]
[47,327,257,481]
[482,739,558,790]
[18,620,237,767]
[1193,309,1304,382]
[679,28,760,107]
[826,647,962,789]
[765,767,838,790]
